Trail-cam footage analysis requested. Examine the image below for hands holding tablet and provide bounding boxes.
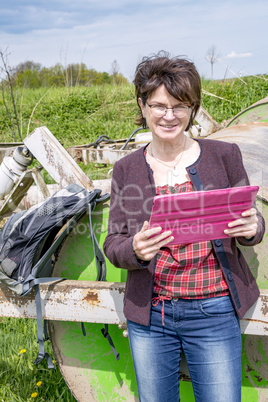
[146,186,259,246]
[134,207,258,260]
[224,207,258,239]
[133,221,174,261]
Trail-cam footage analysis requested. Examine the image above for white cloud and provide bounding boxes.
[226,51,253,59]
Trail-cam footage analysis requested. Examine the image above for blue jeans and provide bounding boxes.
[127,295,242,402]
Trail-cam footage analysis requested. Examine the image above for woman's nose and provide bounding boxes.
[163,108,176,120]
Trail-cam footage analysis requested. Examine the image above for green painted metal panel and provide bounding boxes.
[227,98,268,127]
[240,198,268,401]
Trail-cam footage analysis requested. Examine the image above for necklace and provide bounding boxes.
[150,136,187,177]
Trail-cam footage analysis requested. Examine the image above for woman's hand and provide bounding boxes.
[133,221,174,261]
[224,208,258,239]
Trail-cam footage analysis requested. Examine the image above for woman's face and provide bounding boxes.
[139,84,191,144]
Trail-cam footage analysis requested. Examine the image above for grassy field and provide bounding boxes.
[0,75,268,401]
[0,318,75,401]
[1,75,268,147]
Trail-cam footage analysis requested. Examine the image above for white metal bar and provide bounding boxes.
[0,170,34,216]
[240,291,268,335]
[0,281,268,335]
[23,126,93,190]
[0,280,126,324]
[81,148,133,165]
[195,106,220,135]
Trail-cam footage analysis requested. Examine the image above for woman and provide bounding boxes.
[103,52,265,402]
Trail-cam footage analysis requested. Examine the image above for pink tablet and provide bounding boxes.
[148,185,259,245]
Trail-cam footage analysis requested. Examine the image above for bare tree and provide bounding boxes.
[205,45,221,80]
[0,48,22,141]
[111,60,119,85]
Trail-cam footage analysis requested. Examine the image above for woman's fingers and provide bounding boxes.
[140,220,150,233]
[133,221,174,261]
[224,208,258,239]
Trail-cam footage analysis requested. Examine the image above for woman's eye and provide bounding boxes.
[153,106,165,111]
[174,107,187,112]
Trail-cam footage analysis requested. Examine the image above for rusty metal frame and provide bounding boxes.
[0,281,125,324]
[0,281,268,335]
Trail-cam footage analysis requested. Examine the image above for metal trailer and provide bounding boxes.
[0,173,267,401]
[0,102,268,400]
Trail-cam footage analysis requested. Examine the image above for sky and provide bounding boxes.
[1,0,268,82]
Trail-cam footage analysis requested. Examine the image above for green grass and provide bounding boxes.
[0,317,75,401]
[1,75,268,146]
[0,85,138,146]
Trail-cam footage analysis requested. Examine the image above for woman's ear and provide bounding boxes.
[138,97,146,117]
[185,111,193,131]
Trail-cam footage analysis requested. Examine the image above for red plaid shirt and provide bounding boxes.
[153,181,229,299]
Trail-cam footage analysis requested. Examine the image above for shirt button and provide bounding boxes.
[189,168,197,175]
[214,239,222,247]
[227,273,233,281]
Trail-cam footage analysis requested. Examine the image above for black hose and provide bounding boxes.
[120,127,145,150]
[85,135,116,148]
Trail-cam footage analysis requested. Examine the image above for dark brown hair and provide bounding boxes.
[133,51,201,129]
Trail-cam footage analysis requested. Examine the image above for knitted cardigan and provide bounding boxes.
[103,138,265,325]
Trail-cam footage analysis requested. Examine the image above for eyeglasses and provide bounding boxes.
[146,102,190,118]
